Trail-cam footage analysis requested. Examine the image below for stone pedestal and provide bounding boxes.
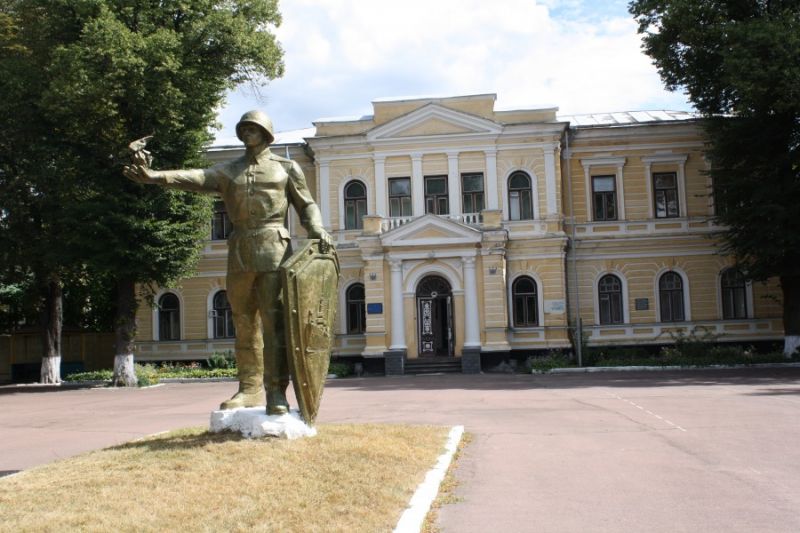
[210,408,317,439]
[384,349,406,376]
[461,348,482,374]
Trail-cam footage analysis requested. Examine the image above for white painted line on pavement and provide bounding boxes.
[394,424,465,533]
[612,394,687,432]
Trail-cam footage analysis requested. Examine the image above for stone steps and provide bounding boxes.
[404,358,462,375]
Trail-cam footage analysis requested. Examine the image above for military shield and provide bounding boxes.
[280,240,340,424]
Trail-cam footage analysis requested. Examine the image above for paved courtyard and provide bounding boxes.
[2,368,800,532]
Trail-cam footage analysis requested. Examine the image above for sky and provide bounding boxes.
[213,0,691,141]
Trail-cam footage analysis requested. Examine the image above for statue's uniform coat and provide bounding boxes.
[153,150,324,411]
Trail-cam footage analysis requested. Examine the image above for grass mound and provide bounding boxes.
[0,424,451,533]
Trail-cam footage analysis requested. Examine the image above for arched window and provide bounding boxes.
[158,293,180,341]
[344,180,367,230]
[721,268,748,319]
[598,274,623,325]
[659,272,685,322]
[512,276,538,327]
[508,171,533,220]
[346,283,366,334]
[213,291,235,339]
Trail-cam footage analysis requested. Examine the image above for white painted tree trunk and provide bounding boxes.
[40,355,61,384]
[784,336,800,357]
[112,354,138,387]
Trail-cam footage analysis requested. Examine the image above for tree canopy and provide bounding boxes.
[629,0,800,351]
[0,0,286,381]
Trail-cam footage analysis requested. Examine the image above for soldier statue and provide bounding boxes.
[124,111,332,416]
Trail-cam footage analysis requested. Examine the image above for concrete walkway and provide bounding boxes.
[2,368,800,532]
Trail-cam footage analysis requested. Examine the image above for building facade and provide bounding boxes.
[133,94,783,371]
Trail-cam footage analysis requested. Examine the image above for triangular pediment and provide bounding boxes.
[367,103,502,142]
[381,214,482,247]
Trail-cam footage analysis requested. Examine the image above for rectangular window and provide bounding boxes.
[388,177,412,217]
[461,173,484,214]
[424,175,449,215]
[211,200,232,240]
[592,175,617,221]
[654,172,679,218]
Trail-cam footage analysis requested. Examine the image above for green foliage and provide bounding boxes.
[525,351,574,373]
[206,351,236,369]
[628,1,800,338]
[134,363,160,386]
[0,0,285,346]
[328,362,352,378]
[63,369,114,382]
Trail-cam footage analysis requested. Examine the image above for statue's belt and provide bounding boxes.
[229,224,290,240]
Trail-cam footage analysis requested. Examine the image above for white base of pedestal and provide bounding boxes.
[209,407,317,440]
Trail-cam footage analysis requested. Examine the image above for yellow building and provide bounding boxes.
[133,94,783,373]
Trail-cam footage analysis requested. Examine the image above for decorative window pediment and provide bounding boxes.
[380,213,482,247]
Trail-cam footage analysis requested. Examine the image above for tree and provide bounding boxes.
[0,0,285,383]
[629,0,800,355]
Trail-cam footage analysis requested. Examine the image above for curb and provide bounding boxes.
[394,425,465,533]
[545,362,800,374]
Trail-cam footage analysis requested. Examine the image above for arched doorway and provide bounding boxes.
[416,275,454,357]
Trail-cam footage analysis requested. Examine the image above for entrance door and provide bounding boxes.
[416,276,454,356]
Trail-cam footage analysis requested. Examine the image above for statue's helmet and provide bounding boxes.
[236,110,275,144]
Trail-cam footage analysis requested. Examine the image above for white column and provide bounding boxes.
[318,160,331,228]
[447,152,460,215]
[389,260,406,350]
[374,155,386,217]
[462,256,481,347]
[544,145,558,216]
[485,149,498,209]
[644,162,653,219]
[411,153,424,216]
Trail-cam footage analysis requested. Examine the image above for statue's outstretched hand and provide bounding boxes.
[123,164,157,184]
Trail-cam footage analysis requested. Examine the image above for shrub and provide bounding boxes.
[328,362,352,378]
[135,364,160,386]
[526,351,573,373]
[63,369,113,382]
[206,351,236,369]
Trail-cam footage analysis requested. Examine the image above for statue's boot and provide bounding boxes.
[220,347,265,410]
[265,352,290,416]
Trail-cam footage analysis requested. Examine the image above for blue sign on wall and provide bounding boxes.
[367,303,383,314]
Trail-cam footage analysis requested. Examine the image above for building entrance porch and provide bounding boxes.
[416,276,454,357]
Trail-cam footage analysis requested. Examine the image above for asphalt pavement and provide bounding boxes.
[2,368,800,532]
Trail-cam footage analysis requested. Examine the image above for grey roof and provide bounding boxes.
[559,110,700,127]
[209,127,316,150]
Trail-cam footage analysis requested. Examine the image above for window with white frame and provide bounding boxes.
[721,268,748,319]
[654,172,680,218]
[211,200,232,240]
[512,276,539,327]
[343,180,367,230]
[388,177,412,217]
[508,171,533,220]
[424,175,449,215]
[461,173,485,214]
[213,291,235,339]
[158,293,180,341]
[598,274,624,325]
[659,271,685,322]
[346,283,366,334]
[592,175,617,221]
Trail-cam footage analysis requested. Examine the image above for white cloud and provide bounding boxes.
[216,0,690,137]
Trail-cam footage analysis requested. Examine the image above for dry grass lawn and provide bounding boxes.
[0,424,451,533]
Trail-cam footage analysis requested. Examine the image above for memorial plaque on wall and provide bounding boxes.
[635,298,649,311]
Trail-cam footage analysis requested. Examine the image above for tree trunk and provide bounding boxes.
[780,275,800,357]
[112,276,138,386]
[40,275,63,384]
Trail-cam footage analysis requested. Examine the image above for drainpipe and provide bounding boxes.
[564,129,583,367]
